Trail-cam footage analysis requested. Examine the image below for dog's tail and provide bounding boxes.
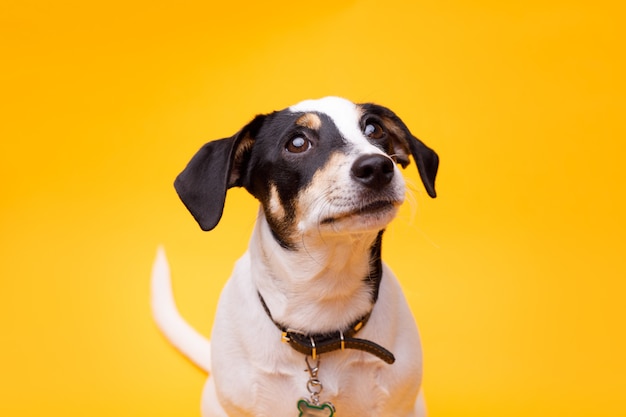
[151,246,212,374]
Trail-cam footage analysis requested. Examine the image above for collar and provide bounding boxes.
[258,293,395,364]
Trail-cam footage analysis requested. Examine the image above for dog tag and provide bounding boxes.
[297,399,335,417]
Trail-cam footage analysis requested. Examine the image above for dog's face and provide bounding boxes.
[174,97,438,248]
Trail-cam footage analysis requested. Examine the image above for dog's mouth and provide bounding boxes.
[321,200,399,225]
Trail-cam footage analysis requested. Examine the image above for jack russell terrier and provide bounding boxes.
[152,96,438,417]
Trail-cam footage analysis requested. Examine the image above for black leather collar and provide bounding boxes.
[258,293,395,364]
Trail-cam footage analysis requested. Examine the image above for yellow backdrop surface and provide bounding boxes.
[1,1,625,416]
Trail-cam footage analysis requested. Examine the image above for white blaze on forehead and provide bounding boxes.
[289,97,366,147]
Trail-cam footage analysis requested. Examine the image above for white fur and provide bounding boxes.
[152,97,427,416]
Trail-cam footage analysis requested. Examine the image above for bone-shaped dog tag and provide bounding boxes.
[297,399,335,417]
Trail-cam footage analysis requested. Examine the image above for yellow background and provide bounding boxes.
[2,0,625,416]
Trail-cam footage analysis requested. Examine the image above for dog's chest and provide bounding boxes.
[213,353,417,417]
[245,358,405,417]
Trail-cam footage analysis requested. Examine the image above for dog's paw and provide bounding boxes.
[297,399,335,417]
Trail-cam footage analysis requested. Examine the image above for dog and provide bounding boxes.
[151,96,438,416]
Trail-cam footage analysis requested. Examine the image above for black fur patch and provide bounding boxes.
[367,230,385,302]
[241,111,348,247]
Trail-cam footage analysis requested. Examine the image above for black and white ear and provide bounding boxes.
[361,104,439,198]
[174,115,265,231]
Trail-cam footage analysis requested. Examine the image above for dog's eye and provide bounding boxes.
[364,121,385,140]
[286,136,311,154]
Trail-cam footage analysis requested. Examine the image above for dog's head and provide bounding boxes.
[174,97,438,248]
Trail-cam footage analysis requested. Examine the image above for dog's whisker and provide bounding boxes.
[403,177,420,224]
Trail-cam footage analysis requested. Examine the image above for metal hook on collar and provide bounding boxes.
[305,356,323,405]
[305,355,319,378]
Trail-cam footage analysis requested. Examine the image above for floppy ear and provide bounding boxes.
[405,134,439,198]
[361,104,439,198]
[174,115,265,231]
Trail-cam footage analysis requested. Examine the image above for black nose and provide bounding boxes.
[351,154,395,190]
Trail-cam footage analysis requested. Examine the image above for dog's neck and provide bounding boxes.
[251,212,383,334]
